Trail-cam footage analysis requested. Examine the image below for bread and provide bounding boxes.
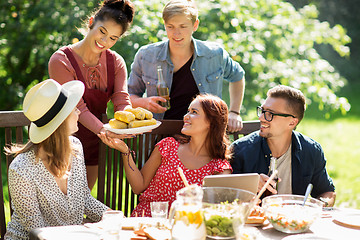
[246,205,266,224]
[143,227,171,240]
[246,216,266,224]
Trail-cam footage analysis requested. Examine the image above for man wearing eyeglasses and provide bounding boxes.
[231,85,336,207]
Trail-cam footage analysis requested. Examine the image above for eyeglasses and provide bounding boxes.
[257,106,296,122]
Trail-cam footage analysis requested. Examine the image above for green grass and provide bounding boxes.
[297,118,360,209]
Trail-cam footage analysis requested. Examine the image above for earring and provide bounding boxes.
[88,17,94,28]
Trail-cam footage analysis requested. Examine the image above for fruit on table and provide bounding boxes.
[205,214,234,237]
[174,210,203,228]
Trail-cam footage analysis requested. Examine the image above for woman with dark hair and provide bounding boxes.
[98,94,232,217]
[48,0,135,189]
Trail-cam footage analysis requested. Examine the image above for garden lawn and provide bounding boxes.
[297,118,360,209]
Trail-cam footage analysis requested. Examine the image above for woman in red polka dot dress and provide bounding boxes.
[99,94,233,217]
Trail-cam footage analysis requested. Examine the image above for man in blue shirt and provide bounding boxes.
[128,0,245,132]
[231,85,336,207]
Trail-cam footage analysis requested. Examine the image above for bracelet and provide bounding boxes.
[122,149,136,171]
[230,110,240,115]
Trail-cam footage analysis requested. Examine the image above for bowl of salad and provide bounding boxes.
[202,187,255,239]
[262,194,323,234]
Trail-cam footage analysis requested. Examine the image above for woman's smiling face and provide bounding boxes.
[87,18,123,53]
[181,98,210,136]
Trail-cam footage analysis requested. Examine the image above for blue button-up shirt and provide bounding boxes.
[231,131,335,198]
[128,38,245,119]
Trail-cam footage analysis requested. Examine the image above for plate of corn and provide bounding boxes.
[104,107,161,134]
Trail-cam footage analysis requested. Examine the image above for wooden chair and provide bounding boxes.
[97,118,260,217]
[0,111,30,240]
[228,120,260,141]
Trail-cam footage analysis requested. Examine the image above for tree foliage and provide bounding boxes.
[0,0,351,117]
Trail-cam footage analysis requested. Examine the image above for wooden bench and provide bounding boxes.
[0,111,30,240]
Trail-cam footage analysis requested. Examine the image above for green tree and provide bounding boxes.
[0,0,351,118]
[0,0,98,110]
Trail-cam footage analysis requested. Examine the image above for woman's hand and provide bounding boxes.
[98,131,129,153]
[99,127,135,139]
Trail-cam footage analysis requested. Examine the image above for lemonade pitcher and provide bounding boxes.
[169,185,206,240]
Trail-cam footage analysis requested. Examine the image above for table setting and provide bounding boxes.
[29,171,360,240]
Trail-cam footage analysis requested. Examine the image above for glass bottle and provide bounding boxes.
[262,157,279,198]
[156,65,171,110]
[169,185,206,240]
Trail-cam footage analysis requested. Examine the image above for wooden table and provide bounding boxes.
[30,208,360,240]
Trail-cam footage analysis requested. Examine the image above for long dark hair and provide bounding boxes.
[91,0,135,35]
[176,94,230,161]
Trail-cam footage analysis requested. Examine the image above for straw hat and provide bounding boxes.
[23,79,85,144]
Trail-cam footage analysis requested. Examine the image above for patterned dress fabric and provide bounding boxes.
[131,137,232,217]
[5,136,109,240]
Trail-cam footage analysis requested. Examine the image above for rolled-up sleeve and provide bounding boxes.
[111,53,132,111]
[222,49,245,83]
[128,48,147,97]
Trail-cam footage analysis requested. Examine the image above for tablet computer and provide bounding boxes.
[203,173,259,194]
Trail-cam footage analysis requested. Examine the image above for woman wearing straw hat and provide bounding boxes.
[48,0,135,190]
[99,94,232,217]
[5,79,110,239]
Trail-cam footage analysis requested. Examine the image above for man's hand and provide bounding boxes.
[227,112,243,133]
[131,96,167,113]
[258,173,279,195]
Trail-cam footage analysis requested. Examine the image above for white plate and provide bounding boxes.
[104,121,162,135]
[333,211,360,229]
[50,230,101,240]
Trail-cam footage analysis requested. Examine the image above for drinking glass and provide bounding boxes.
[150,201,168,219]
[101,210,124,239]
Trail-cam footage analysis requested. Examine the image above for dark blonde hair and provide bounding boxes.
[5,117,73,178]
[267,85,306,123]
[162,0,198,24]
[176,94,230,161]
[90,0,135,35]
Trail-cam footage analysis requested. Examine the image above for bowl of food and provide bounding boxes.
[202,187,255,239]
[262,194,323,234]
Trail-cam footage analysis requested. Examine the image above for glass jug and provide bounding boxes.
[169,185,206,240]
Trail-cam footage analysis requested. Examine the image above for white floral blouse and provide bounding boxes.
[5,136,109,240]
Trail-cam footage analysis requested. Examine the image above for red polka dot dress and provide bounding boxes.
[131,137,232,217]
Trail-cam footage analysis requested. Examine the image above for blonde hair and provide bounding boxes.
[5,117,73,178]
[162,0,198,24]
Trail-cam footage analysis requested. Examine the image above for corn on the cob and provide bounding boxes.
[125,108,146,120]
[137,107,153,119]
[114,111,135,123]
[128,118,157,128]
[108,119,128,129]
